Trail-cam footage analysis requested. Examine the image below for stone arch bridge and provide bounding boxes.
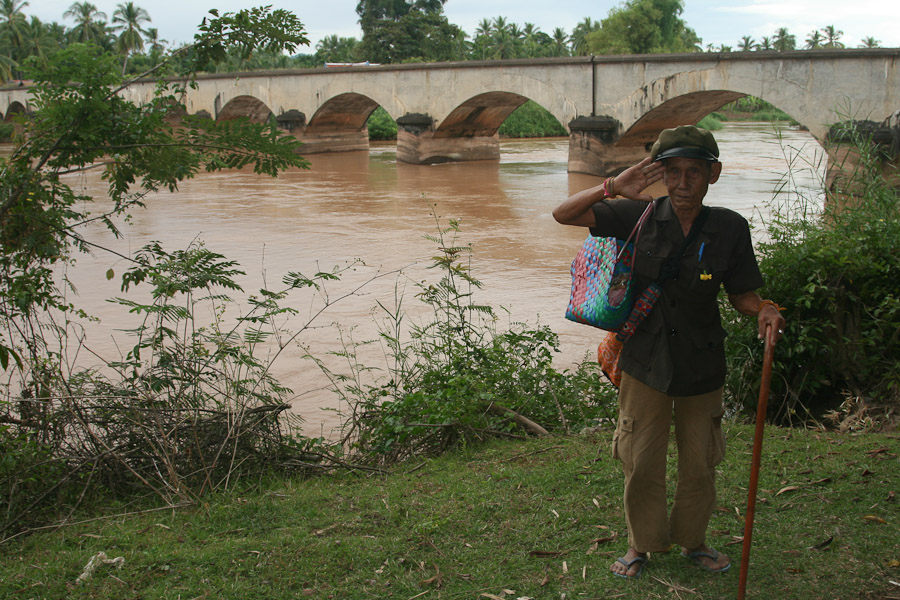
[2,49,898,176]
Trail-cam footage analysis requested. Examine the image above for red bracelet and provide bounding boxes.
[602,177,615,199]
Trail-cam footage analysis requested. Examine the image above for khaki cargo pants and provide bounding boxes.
[612,372,726,552]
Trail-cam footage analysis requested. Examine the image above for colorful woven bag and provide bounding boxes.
[565,202,654,331]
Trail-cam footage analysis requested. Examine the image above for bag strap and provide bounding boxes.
[615,205,711,340]
[616,200,656,263]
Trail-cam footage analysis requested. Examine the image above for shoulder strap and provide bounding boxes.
[616,200,656,262]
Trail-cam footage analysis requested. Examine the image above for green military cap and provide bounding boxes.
[650,125,719,162]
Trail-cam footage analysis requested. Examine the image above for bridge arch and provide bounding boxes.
[216,95,273,122]
[435,91,528,138]
[619,90,747,153]
[4,100,27,121]
[299,92,380,154]
[307,92,379,134]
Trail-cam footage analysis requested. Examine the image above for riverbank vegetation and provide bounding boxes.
[723,121,900,426]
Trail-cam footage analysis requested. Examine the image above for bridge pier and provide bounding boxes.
[298,129,370,154]
[395,114,500,165]
[567,116,645,177]
[273,109,371,154]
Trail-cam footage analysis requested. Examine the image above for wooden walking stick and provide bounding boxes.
[738,324,777,599]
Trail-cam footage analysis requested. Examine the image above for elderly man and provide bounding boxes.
[553,126,785,578]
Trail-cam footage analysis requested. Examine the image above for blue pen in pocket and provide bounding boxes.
[698,243,713,280]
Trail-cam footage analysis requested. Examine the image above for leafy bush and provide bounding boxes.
[0,122,14,142]
[320,212,617,465]
[367,106,397,140]
[499,100,567,138]
[697,114,724,130]
[718,96,796,124]
[723,123,900,423]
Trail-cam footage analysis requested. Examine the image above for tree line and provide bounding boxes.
[0,0,888,82]
[310,0,886,66]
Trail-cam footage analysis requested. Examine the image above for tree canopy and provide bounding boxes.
[355,0,464,63]
[584,0,701,55]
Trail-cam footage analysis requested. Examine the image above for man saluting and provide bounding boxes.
[553,125,786,578]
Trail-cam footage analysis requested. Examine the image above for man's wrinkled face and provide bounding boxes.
[662,156,722,213]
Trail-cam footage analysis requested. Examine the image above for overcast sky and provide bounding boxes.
[29,0,900,53]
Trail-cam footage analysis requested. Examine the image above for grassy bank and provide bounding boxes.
[2,425,896,599]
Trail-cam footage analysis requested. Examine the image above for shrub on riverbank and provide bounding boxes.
[723,122,900,425]
[366,106,397,140]
[712,96,797,125]
[697,114,723,130]
[316,213,617,465]
[499,100,567,138]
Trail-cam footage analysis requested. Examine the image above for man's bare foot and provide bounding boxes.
[610,547,648,578]
[681,544,731,572]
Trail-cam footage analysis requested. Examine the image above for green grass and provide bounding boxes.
[1,425,897,599]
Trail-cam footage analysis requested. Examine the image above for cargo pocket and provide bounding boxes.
[707,411,726,467]
[612,413,634,470]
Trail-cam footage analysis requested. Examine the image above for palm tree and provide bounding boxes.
[551,27,569,57]
[858,36,880,48]
[0,0,29,61]
[773,27,796,52]
[738,35,757,52]
[19,16,57,65]
[112,1,150,73]
[143,26,167,62]
[489,16,515,59]
[474,17,492,39]
[758,36,773,51]
[63,2,108,44]
[316,34,359,63]
[0,52,15,82]
[820,25,844,48]
[570,17,600,56]
[522,22,540,58]
[804,30,823,49]
[508,23,524,58]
